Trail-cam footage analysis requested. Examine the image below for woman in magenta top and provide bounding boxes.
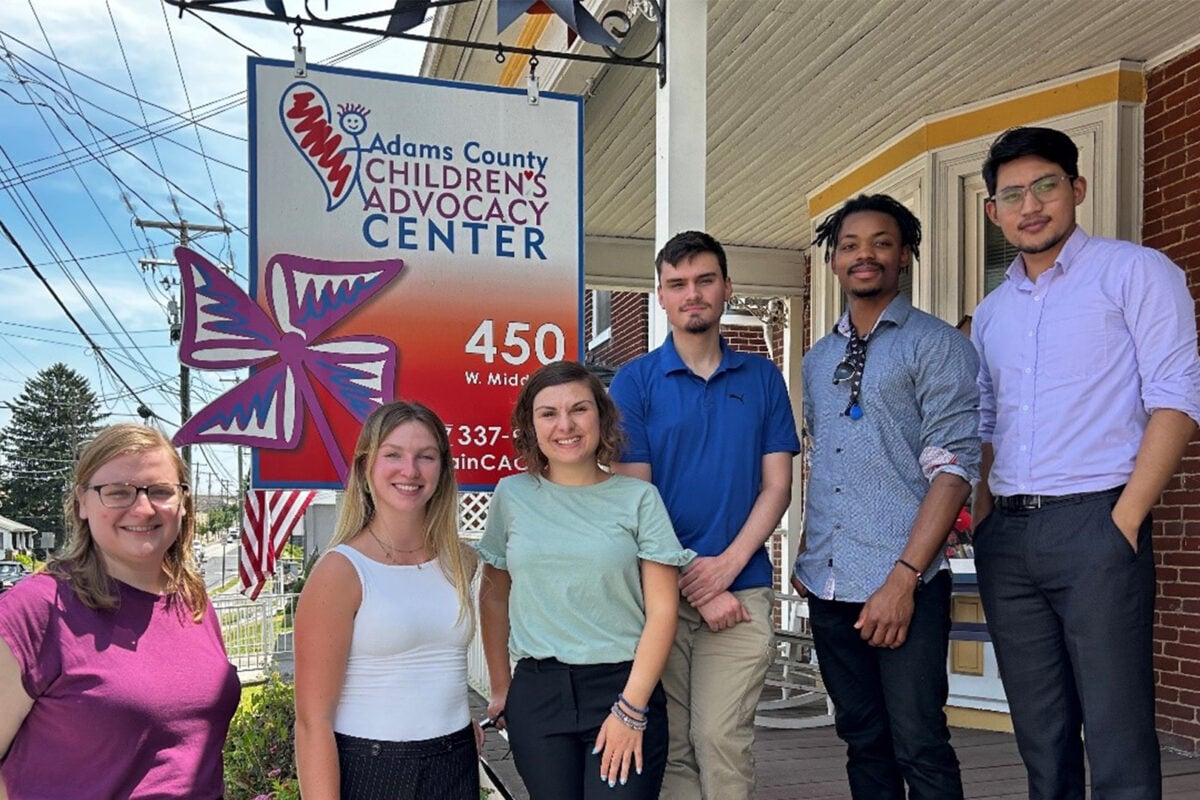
[0,424,240,799]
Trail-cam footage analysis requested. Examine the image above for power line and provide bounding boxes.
[0,142,174,402]
[159,0,223,215]
[0,218,161,422]
[106,0,178,215]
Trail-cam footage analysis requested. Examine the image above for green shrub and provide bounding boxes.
[12,552,39,572]
[223,674,299,800]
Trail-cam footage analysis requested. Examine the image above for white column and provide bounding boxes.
[651,0,707,348]
[782,296,806,591]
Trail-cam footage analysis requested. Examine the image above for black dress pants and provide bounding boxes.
[335,724,478,800]
[975,488,1160,800]
[506,658,668,800]
[808,570,964,800]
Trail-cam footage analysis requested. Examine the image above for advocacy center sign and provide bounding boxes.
[247,59,581,489]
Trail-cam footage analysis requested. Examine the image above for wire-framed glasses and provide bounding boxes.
[990,174,1073,208]
[89,483,189,509]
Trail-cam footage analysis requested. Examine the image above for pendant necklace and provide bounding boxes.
[368,525,427,568]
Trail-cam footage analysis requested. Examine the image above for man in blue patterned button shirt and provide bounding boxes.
[792,194,980,800]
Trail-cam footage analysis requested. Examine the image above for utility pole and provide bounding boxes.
[134,218,230,479]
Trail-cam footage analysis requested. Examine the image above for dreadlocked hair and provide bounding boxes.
[813,194,922,264]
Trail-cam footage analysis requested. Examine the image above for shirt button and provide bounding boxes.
[835,448,843,453]
[1021,404,1029,411]
[1024,367,1032,374]
[1034,295,1041,301]
[1019,445,1027,452]
[834,487,841,493]
[1027,330,1033,337]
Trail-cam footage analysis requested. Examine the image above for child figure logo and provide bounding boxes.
[279,81,370,212]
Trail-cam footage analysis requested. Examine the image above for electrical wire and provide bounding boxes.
[0,218,163,421]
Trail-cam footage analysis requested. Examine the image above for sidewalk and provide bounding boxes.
[470,691,1200,799]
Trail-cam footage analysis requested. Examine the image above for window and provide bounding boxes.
[589,289,612,347]
[982,206,1018,297]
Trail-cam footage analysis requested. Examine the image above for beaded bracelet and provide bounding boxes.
[617,692,650,716]
[610,702,648,731]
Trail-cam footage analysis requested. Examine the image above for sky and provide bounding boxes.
[0,1,429,497]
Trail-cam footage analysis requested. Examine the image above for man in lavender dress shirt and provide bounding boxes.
[972,126,1200,800]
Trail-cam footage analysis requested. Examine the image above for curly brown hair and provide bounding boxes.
[510,361,625,475]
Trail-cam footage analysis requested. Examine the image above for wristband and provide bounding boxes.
[895,558,922,577]
[610,702,648,731]
[618,692,650,716]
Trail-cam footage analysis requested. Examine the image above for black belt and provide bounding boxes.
[994,485,1123,512]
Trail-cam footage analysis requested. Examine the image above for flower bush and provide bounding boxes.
[223,673,299,800]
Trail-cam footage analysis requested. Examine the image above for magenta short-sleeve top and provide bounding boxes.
[0,573,241,799]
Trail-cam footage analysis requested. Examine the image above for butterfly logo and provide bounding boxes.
[171,247,403,483]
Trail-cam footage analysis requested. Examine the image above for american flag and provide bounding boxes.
[239,489,318,600]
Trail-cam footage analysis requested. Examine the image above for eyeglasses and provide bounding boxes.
[833,328,868,420]
[990,174,1074,208]
[89,483,189,509]
[833,360,855,383]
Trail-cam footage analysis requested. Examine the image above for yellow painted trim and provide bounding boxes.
[945,706,1014,733]
[498,13,554,87]
[809,67,1145,217]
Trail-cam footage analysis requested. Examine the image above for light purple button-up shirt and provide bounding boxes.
[972,227,1200,497]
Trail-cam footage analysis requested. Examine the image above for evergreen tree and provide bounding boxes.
[0,364,105,550]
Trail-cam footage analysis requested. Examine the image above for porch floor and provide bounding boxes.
[471,692,1200,799]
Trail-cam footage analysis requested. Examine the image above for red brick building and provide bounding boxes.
[1143,45,1200,753]
[427,1,1200,752]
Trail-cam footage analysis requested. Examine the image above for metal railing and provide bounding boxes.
[213,592,298,682]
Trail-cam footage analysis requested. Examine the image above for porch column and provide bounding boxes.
[650,0,707,347]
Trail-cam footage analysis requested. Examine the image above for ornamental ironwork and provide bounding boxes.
[164,0,666,85]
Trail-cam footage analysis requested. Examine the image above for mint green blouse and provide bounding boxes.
[476,472,694,665]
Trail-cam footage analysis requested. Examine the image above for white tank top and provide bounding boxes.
[331,544,472,741]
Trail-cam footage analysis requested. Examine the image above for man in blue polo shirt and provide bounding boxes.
[610,230,800,800]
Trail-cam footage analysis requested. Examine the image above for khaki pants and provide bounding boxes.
[660,586,774,800]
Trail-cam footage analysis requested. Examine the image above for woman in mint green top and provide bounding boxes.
[477,361,693,800]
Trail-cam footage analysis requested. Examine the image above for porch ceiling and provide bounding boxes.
[424,0,1200,289]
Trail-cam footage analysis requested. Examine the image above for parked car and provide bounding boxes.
[0,560,31,592]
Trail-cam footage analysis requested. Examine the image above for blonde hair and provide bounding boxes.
[330,401,475,624]
[47,423,208,622]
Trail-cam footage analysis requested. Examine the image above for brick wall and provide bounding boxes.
[720,321,772,359]
[585,290,649,369]
[1143,44,1200,755]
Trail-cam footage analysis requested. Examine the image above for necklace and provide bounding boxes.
[367,525,428,567]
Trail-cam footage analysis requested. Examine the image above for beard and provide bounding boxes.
[849,286,884,299]
[684,316,715,334]
[1017,229,1070,256]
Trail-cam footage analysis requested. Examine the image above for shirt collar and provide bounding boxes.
[1005,225,1090,283]
[660,333,747,376]
[834,293,913,338]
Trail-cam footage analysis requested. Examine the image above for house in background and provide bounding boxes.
[0,512,38,554]
[424,0,1200,752]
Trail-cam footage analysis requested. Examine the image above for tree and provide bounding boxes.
[0,364,105,550]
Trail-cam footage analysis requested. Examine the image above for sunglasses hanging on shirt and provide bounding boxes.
[833,325,868,420]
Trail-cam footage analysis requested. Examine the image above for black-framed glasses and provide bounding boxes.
[990,174,1074,208]
[89,483,189,509]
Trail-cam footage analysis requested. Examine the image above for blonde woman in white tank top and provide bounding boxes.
[294,401,479,800]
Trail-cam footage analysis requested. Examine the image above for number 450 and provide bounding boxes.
[465,320,565,365]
